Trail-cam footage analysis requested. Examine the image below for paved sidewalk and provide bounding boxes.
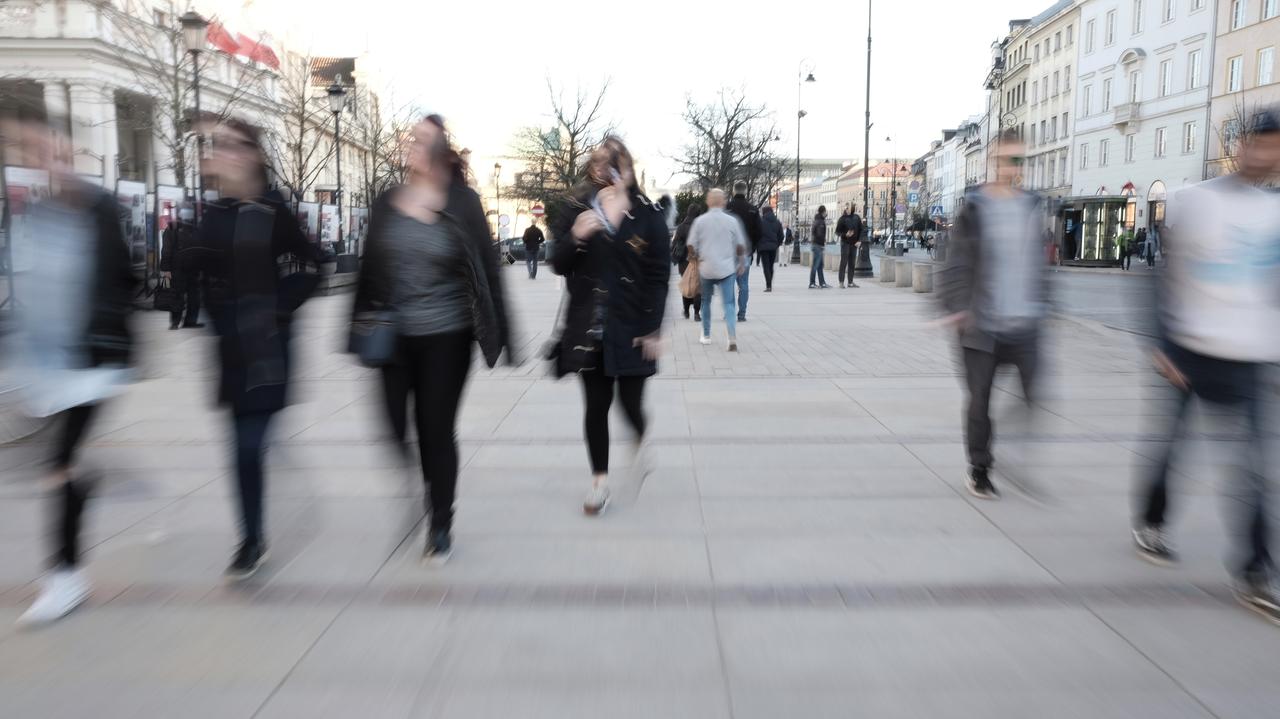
[1,262,1278,718]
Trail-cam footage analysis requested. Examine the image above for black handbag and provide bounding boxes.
[154,277,177,312]
[348,310,399,368]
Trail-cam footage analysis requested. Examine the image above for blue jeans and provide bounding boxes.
[736,252,751,319]
[809,245,827,286]
[526,253,538,278]
[701,275,737,339]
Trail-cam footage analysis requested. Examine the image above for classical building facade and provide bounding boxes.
[1206,0,1280,178]
[1023,0,1081,202]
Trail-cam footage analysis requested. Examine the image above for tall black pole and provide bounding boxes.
[191,49,204,227]
[854,0,875,278]
[334,109,343,254]
[795,78,803,264]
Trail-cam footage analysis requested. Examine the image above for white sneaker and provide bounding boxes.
[583,484,611,516]
[17,568,90,627]
[699,335,712,345]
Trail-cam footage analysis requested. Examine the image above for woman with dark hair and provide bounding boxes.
[351,115,513,562]
[671,203,704,321]
[551,136,671,515]
[190,117,322,580]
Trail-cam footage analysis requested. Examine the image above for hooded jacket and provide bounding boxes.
[759,208,784,252]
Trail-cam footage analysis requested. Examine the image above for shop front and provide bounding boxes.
[1058,194,1134,266]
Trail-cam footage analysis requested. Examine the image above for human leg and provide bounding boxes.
[720,275,738,341]
[736,255,750,320]
[700,278,715,338]
[411,332,473,536]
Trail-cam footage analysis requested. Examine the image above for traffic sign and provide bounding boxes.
[531,204,545,218]
[499,214,511,227]
[907,192,920,205]
[929,205,944,217]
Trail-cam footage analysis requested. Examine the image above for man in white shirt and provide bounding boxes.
[688,189,748,351]
[1133,108,1280,625]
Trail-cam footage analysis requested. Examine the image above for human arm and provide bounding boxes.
[935,201,977,328]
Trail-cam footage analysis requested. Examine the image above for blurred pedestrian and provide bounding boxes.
[1120,229,1134,271]
[351,115,513,562]
[550,136,670,516]
[837,204,864,289]
[809,205,830,289]
[758,205,783,292]
[672,202,704,320]
[1132,109,1280,623]
[160,206,204,329]
[937,129,1049,500]
[522,218,545,279]
[188,118,322,580]
[727,181,761,322]
[780,224,793,267]
[689,189,748,352]
[12,119,136,626]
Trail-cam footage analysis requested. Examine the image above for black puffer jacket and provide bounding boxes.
[352,181,514,368]
[83,186,137,367]
[727,194,762,252]
[550,188,671,378]
[759,209,784,252]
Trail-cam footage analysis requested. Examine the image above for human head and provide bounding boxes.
[685,202,705,223]
[206,117,270,195]
[993,128,1026,186]
[817,205,826,217]
[706,188,726,209]
[1238,108,1280,182]
[842,204,851,216]
[587,135,638,192]
[762,205,775,217]
[408,114,464,184]
[732,181,748,197]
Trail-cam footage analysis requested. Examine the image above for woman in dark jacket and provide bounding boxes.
[671,203,704,321]
[190,118,322,580]
[551,136,671,515]
[351,115,513,562]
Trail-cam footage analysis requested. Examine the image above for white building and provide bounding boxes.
[1069,0,1214,263]
[1024,0,1081,202]
[923,127,966,226]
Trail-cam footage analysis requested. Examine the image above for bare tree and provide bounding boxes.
[344,88,418,207]
[675,89,789,205]
[507,79,614,205]
[1210,97,1262,179]
[262,53,332,205]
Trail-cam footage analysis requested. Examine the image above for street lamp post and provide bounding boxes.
[180,10,208,226]
[886,137,898,241]
[493,162,502,241]
[327,78,348,255]
[853,0,876,278]
[795,62,815,264]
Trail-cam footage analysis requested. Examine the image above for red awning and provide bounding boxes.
[235,33,281,70]
[207,22,240,55]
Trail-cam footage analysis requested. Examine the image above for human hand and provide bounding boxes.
[935,311,972,332]
[1152,350,1189,391]
[598,177,631,229]
[633,332,665,361]
[571,211,604,244]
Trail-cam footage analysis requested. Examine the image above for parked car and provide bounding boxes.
[503,238,547,263]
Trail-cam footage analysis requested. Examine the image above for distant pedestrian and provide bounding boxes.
[937,129,1049,501]
[689,188,748,351]
[160,207,204,329]
[550,136,671,516]
[809,205,831,289]
[837,204,864,288]
[727,181,761,322]
[672,203,704,320]
[1120,230,1134,271]
[758,205,783,292]
[522,219,545,279]
[1131,108,1280,623]
[14,119,136,627]
[780,224,793,266]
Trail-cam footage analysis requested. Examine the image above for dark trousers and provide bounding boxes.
[1138,341,1271,578]
[170,272,202,327]
[962,338,1039,470]
[758,250,777,289]
[736,252,752,319]
[678,260,701,317]
[232,411,275,546]
[51,404,98,568]
[580,371,647,474]
[839,244,857,284]
[380,331,473,533]
[526,253,539,278]
[1123,253,1132,270]
[809,245,827,286]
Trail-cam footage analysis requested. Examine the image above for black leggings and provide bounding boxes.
[232,411,275,546]
[51,404,97,568]
[580,371,647,474]
[380,331,473,532]
[54,403,97,471]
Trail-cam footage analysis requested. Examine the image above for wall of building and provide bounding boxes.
[1206,0,1280,177]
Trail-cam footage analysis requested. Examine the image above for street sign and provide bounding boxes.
[907,193,920,205]
[531,204,545,218]
[895,204,906,214]
[499,214,511,227]
[929,205,944,217]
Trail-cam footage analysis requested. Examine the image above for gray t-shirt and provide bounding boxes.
[978,191,1045,336]
[688,208,747,280]
[385,211,472,337]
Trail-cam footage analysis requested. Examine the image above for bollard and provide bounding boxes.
[912,262,934,293]
[879,255,896,283]
[894,259,913,288]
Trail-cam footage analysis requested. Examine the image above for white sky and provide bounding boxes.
[208,0,1041,189]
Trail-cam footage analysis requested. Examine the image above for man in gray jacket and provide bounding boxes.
[937,129,1049,500]
[689,189,748,351]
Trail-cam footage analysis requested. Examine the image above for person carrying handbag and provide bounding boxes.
[672,203,703,320]
[349,115,514,563]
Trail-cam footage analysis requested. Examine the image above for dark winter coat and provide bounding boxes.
[811,214,828,246]
[836,213,864,245]
[523,224,545,252]
[82,186,137,367]
[353,181,514,369]
[759,209,784,252]
[550,188,671,378]
[671,219,694,263]
[727,194,763,253]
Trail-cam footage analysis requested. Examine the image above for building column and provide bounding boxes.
[66,84,117,186]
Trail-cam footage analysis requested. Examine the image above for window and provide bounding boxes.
[1159,59,1173,96]
[1129,71,1142,102]
[1162,0,1175,21]
[1054,71,1061,95]
[1063,112,1070,138]
[1051,116,1059,140]
[153,10,168,26]
[1083,84,1092,116]
[1232,0,1247,29]
[1260,47,1275,85]
[1183,121,1198,153]
[1040,120,1047,141]
[1065,65,1072,90]
[1266,0,1279,20]
[1133,0,1145,33]
[1080,143,1090,169]
[1105,10,1117,45]
[1086,19,1096,52]
[1035,44,1041,62]
[1103,78,1113,111]
[1188,49,1202,88]
[1060,149,1069,185]
[1192,0,1204,9]
[1032,80,1039,104]
[1228,56,1244,92]
[1067,25,1074,45]
[1224,118,1243,155]
[1055,32,1062,51]
[1125,134,1136,162]
[1100,138,1111,166]
[1155,127,1167,157]
[1048,155,1057,184]
[1030,124,1037,146]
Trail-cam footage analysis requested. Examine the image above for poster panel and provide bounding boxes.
[296,202,320,244]
[3,167,51,273]
[115,180,148,269]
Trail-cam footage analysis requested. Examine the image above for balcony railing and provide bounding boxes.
[1113,102,1141,127]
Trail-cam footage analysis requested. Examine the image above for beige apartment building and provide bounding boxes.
[1023,0,1080,202]
[1207,0,1280,178]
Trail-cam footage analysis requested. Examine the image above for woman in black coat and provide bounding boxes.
[190,118,321,580]
[671,203,704,321]
[551,136,671,515]
[350,115,513,562]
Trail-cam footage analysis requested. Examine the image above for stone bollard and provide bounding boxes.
[894,259,913,288]
[912,262,934,293]
[879,255,896,283]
